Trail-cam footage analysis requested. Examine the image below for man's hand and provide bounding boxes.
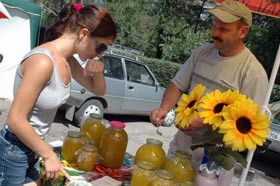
[150,108,168,127]
[175,117,204,131]
[188,117,204,130]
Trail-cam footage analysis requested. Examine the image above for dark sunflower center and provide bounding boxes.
[236,117,252,134]
[187,100,196,108]
[214,103,227,113]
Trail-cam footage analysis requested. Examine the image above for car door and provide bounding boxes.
[122,59,163,114]
[102,55,126,114]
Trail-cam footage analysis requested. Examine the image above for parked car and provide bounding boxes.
[62,51,175,126]
[266,101,280,153]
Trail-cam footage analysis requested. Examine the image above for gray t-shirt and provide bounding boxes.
[172,43,268,105]
[13,48,71,138]
[169,44,269,185]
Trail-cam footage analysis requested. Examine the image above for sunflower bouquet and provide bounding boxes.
[174,84,270,170]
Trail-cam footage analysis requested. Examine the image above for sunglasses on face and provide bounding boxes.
[95,40,108,54]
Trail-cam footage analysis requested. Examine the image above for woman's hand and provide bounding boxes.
[83,58,104,77]
[44,152,71,181]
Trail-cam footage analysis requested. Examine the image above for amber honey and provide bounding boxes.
[130,161,155,186]
[61,131,83,163]
[99,121,128,168]
[80,113,106,147]
[164,151,195,182]
[134,138,166,169]
[77,144,98,171]
[149,169,176,186]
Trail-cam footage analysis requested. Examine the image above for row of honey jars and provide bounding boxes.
[133,138,194,185]
[79,115,128,169]
[61,122,128,170]
[131,164,193,186]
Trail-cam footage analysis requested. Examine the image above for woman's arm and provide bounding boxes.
[70,56,106,95]
[7,54,69,180]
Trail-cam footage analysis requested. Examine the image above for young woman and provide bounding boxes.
[0,3,116,185]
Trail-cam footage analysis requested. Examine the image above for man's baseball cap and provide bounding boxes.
[208,0,252,26]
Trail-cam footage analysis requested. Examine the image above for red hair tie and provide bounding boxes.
[74,3,83,12]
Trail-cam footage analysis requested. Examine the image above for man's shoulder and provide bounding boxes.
[193,43,216,57]
[242,47,267,77]
[243,47,263,64]
[196,43,215,51]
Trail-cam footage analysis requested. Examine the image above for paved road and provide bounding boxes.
[1,98,280,186]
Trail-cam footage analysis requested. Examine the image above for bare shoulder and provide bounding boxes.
[22,47,53,73]
[21,51,54,80]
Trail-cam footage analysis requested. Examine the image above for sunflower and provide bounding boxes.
[199,89,243,130]
[175,84,206,129]
[219,98,270,152]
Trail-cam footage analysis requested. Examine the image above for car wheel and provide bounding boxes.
[74,99,104,127]
[163,108,176,127]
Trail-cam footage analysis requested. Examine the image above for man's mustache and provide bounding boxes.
[212,36,223,42]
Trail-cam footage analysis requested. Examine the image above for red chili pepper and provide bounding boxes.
[94,165,107,175]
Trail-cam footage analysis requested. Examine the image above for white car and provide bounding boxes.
[62,52,175,126]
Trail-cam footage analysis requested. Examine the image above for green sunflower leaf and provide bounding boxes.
[205,147,239,170]
[223,149,247,168]
[191,128,223,145]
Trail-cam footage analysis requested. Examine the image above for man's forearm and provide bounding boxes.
[160,82,183,111]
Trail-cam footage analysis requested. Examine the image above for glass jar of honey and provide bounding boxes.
[80,113,106,147]
[134,138,166,169]
[77,144,98,171]
[149,169,176,186]
[61,131,83,163]
[164,150,195,182]
[99,121,128,168]
[130,161,156,186]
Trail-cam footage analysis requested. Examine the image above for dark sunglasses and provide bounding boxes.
[95,40,108,54]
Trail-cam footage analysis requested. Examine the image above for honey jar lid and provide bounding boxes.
[156,169,175,180]
[146,138,163,146]
[110,121,125,129]
[89,113,103,119]
[67,131,82,138]
[175,150,192,159]
[137,161,156,170]
[82,144,98,152]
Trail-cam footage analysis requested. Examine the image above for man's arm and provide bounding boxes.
[150,82,182,126]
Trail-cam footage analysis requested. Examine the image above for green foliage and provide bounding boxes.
[37,0,279,88]
[103,0,159,56]
[161,30,211,64]
[102,0,213,60]
[270,84,280,102]
[245,15,280,85]
[191,129,247,170]
[141,57,180,87]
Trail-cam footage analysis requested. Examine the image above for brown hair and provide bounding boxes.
[44,3,117,42]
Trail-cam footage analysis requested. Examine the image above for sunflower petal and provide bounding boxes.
[243,135,256,151]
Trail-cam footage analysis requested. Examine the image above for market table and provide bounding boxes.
[41,146,134,186]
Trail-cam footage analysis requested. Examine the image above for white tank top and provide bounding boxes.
[13,48,71,138]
